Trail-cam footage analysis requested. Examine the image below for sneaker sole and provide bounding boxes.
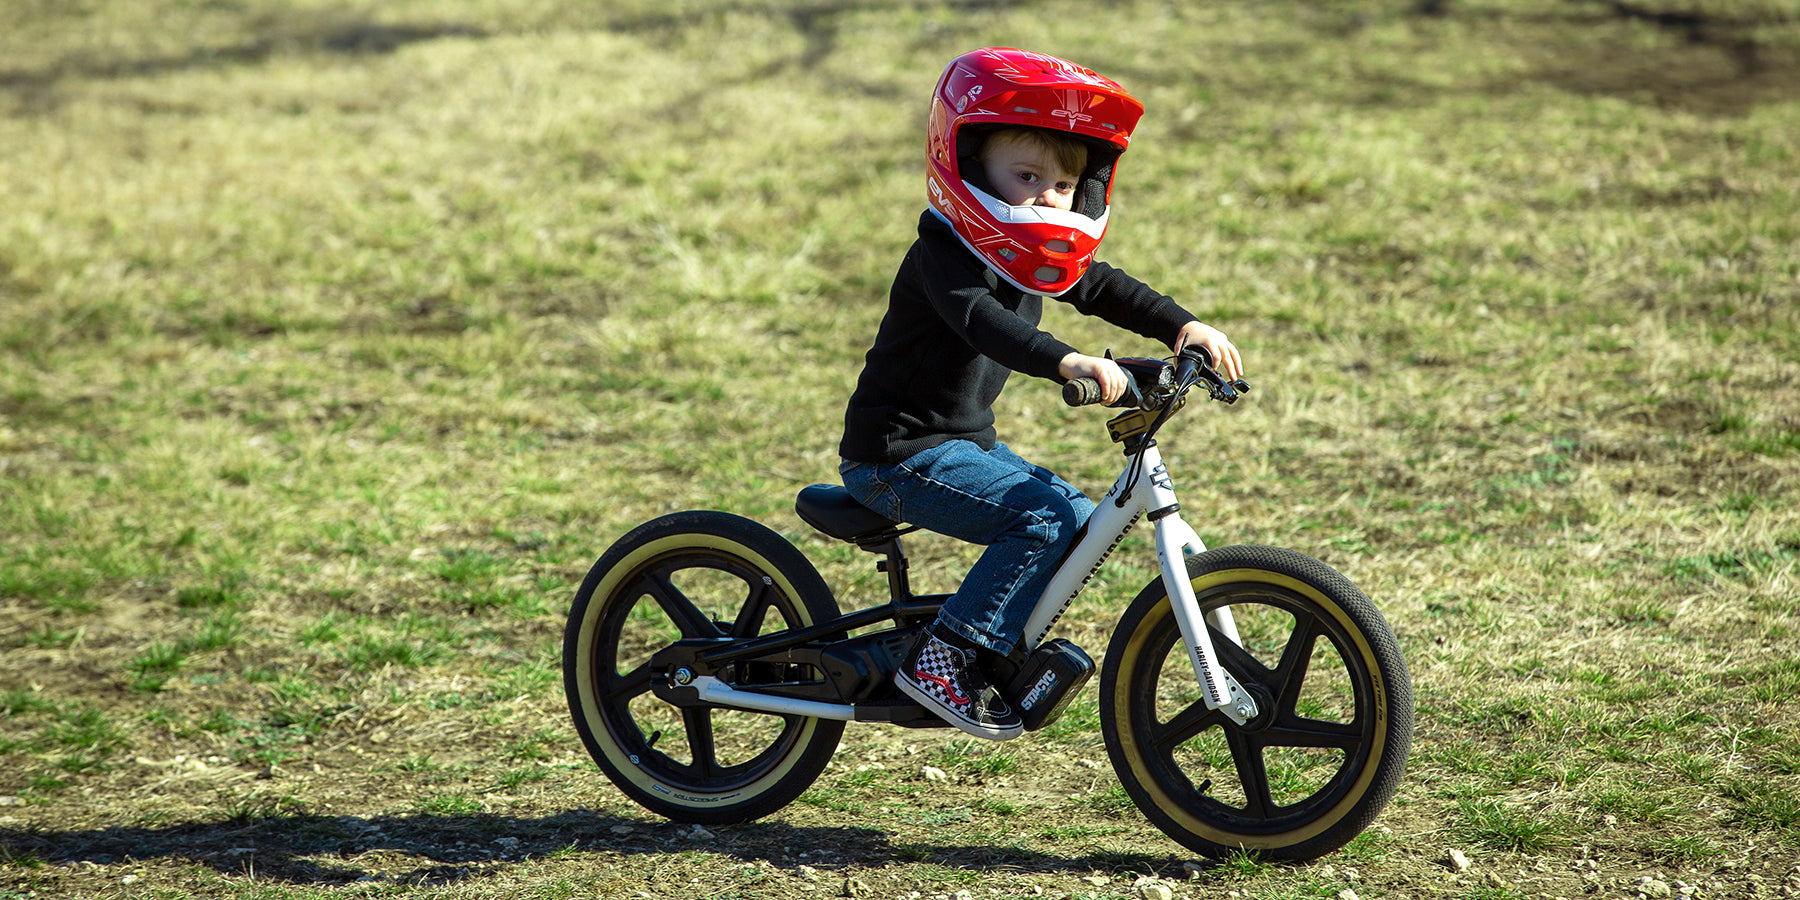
[893,673,1022,742]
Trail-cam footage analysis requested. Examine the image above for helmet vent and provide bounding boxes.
[1013,106,1039,114]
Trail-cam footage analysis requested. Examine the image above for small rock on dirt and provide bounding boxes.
[921,765,948,782]
[1636,876,1673,898]
[1447,848,1471,872]
[1134,876,1172,900]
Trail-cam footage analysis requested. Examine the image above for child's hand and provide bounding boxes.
[1059,352,1130,405]
[1174,321,1243,382]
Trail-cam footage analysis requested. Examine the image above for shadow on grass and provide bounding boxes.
[0,809,1192,886]
[0,17,487,115]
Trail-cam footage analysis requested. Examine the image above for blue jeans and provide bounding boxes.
[840,441,1094,655]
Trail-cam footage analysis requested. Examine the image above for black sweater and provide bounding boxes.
[839,211,1198,465]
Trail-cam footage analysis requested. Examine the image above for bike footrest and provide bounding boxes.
[851,696,952,728]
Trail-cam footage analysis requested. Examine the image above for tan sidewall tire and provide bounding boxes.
[563,511,844,823]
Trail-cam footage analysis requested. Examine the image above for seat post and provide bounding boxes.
[862,535,912,603]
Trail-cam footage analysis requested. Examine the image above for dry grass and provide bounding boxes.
[3,1,1799,898]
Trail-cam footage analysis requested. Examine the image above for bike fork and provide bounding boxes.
[1154,513,1259,726]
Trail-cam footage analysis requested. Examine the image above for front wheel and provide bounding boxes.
[563,511,844,824]
[1101,545,1413,861]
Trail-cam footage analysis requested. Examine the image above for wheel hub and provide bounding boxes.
[1231,681,1278,733]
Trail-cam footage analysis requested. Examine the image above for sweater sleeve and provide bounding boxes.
[914,227,1078,382]
[1059,261,1199,350]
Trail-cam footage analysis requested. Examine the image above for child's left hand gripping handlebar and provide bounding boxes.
[1174,345,1252,405]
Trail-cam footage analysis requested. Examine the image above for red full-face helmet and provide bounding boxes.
[926,47,1145,296]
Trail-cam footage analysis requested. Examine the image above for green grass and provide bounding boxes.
[1456,798,1568,854]
[933,739,1021,776]
[2,0,1799,898]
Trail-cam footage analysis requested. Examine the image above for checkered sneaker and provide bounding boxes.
[894,631,1023,741]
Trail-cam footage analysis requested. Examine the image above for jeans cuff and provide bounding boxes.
[932,614,1012,656]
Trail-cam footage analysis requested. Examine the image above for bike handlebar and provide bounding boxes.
[1061,378,1105,407]
[1061,346,1250,410]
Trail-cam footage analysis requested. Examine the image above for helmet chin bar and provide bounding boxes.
[966,182,1109,238]
[950,181,1110,296]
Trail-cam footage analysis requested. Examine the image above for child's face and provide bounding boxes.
[979,135,1082,211]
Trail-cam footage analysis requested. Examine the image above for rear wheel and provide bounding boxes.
[563,511,844,824]
[1101,544,1412,861]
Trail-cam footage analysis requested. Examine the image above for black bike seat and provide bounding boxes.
[795,484,906,542]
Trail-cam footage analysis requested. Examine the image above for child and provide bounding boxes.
[837,47,1244,741]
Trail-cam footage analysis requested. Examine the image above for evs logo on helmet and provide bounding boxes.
[927,177,955,220]
[1050,88,1091,127]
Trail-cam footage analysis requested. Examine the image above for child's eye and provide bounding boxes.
[1018,172,1039,184]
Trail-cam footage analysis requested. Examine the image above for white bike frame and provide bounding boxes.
[1020,439,1258,725]
[694,435,1259,726]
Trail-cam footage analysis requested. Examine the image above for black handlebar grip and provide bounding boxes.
[1062,378,1103,407]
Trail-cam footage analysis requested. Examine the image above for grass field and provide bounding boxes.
[3,1,1798,898]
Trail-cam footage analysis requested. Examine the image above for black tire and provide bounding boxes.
[562,511,844,824]
[1100,545,1412,861]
